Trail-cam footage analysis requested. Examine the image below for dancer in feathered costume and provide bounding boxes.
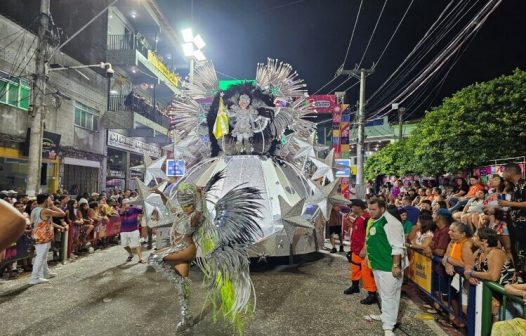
[148,171,263,333]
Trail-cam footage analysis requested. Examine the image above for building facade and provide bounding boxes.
[0,15,107,194]
[0,0,181,193]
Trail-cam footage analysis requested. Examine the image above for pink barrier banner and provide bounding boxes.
[474,162,525,177]
[106,216,121,237]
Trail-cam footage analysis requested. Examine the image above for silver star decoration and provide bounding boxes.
[308,132,329,153]
[144,155,167,186]
[173,136,197,160]
[134,178,175,227]
[292,137,317,161]
[305,178,350,221]
[133,178,158,217]
[279,196,314,243]
[310,148,336,182]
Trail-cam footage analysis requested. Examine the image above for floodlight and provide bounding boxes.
[181,28,193,43]
[193,34,206,49]
[194,49,206,61]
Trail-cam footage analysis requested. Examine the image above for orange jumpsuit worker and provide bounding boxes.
[343,199,378,305]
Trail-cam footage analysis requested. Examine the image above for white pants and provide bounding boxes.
[373,269,403,331]
[31,242,51,281]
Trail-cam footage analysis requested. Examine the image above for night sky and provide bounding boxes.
[159,0,526,121]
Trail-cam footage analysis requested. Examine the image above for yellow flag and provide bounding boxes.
[213,97,229,139]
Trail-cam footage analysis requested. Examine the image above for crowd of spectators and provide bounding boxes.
[0,188,152,283]
[341,162,526,329]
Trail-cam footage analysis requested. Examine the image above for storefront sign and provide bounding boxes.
[22,129,61,159]
[147,50,179,88]
[107,131,161,158]
[108,169,125,178]
[408,251,432,293]
[308,95,337,114]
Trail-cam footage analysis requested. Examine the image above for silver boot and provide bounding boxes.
[176,278,193,331]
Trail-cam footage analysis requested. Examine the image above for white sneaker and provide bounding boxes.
[44,272,57,279]
[384,330,395,336]
[29,278,50,285]
[364,314,382,322]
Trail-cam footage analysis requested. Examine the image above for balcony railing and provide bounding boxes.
[108,94,170,129]
[107,34,151,59]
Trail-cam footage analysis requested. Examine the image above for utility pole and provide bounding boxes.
[398,107,405,141]
[339,65,374,199]
[27,0,50,197]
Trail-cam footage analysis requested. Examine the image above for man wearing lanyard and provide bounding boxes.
[365,198,408,336]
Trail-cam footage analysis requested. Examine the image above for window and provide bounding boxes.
[0,76,31,111]
[74,101,99,131]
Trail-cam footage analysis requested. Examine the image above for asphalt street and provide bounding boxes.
[0,245,447,336]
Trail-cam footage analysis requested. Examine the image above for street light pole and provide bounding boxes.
[26,0,50,196]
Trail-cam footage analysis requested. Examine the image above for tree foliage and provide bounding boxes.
[365,69,526,179]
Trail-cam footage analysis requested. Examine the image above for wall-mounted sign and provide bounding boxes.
[147,50,179,88]
[335,159,351,177]
[107,130,161,158]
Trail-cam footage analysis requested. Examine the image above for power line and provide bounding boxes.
[311,75,339,95]
[340,0,364,69]
[367,0,475,113]
[315,0,364,95]
[342,80,359,93]
[374,0,414,68]
[377,0,500,117]
[402,26,482,121]
[369,0,502,121]
[365,0,478,117]
[367,0,468,106]
[357,0,388,67]
[328,76,353,94]
[368,0,477,114]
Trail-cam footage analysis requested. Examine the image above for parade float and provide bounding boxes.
[135,59,349,258]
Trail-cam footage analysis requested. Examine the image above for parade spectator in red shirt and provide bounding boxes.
[427,208,452,258]
[343,199,377,305]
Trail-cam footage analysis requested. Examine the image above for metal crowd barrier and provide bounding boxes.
[481,281,526,335]
[408,248,476,335]
[408,247,526,336]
